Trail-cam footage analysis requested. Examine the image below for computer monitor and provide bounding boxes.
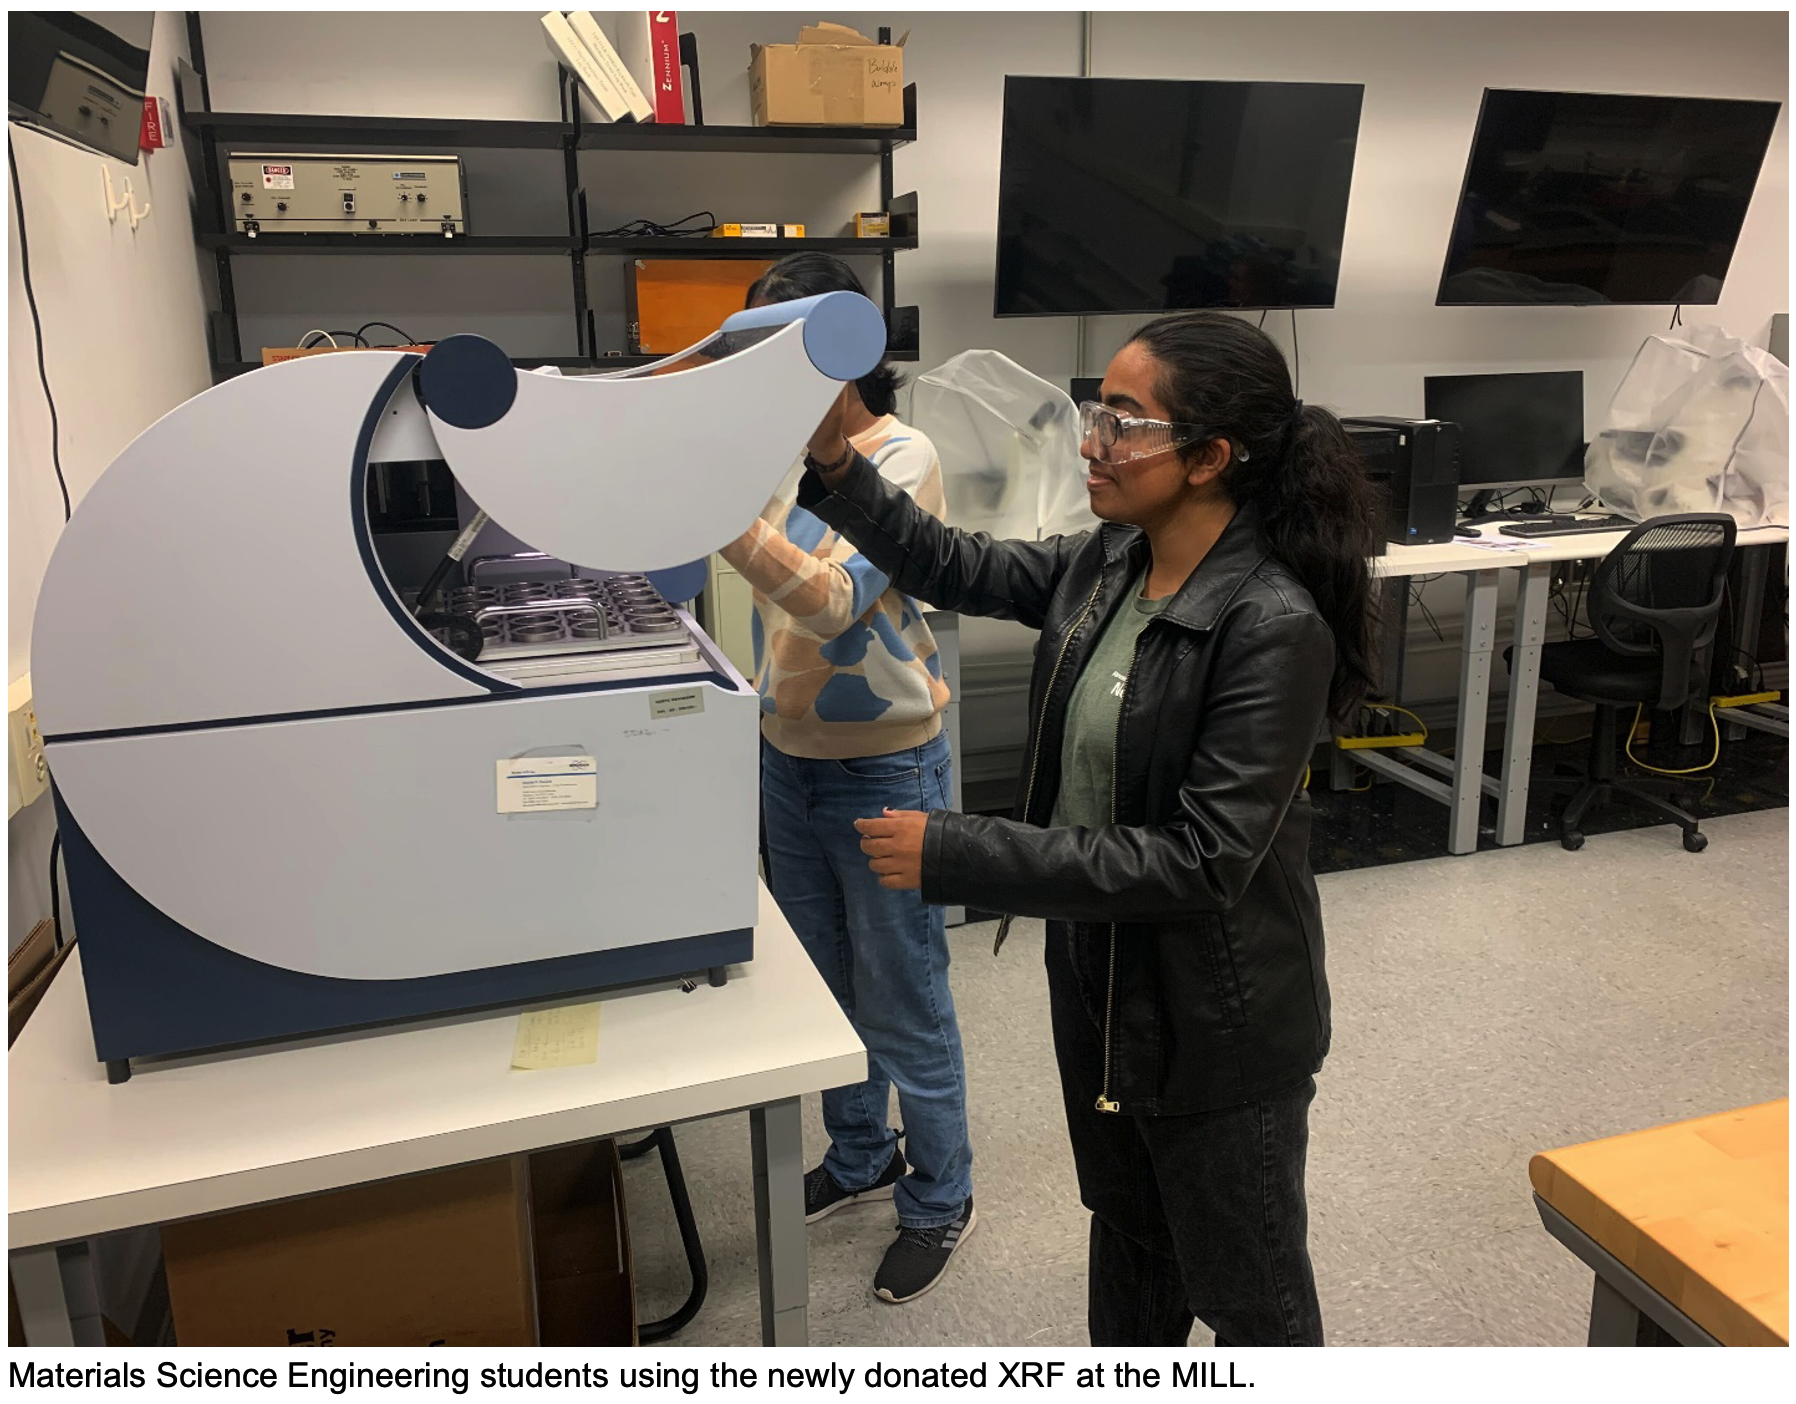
[1423,371,1585,493]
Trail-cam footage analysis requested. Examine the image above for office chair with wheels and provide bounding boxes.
[1520,514,1738,853]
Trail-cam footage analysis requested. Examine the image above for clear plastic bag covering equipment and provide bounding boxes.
[1585,323,1789,528]
[907,350,1100,541]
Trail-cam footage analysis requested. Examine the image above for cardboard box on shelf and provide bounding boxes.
[712,223,805,239]
[627,258,773,355]
[750,23,906,128]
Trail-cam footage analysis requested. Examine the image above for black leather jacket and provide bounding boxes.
[803,457,1335,1117]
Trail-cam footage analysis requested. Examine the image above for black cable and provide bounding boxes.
[1568,566,1592,640]
[1719,583,1767,691]
[1669,304,1683,332]
[9,134,71,523]
[592,210,717,239]
[356,320,424,346]
[1410,584,1445,643]
[1258,309,1268,329]
[1290,308,1300,396]
[49,831,65,951]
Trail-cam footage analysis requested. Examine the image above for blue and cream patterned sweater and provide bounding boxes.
[720,415,950,760]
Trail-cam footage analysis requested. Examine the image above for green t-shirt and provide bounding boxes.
[1050,573,1168,829]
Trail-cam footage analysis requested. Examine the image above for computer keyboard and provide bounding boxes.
[1498,515,1637,539]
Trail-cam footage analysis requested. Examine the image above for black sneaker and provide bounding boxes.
[873,1197,977,1304]
[804,1145,908,1225]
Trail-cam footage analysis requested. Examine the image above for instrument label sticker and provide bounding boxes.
[260,163,294,189]
[650,688,706,719]
[496,755,597,813]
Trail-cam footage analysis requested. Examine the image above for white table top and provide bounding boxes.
[1451,520,1789,567]
[8,883,863,1249]
[1375,522,1788,577]
[1373,538,1512,579]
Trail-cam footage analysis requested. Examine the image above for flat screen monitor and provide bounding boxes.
[994,76,1365,317]
[8,11,154,165]
[1437,88,1781,306]
[1424,371,1585,488]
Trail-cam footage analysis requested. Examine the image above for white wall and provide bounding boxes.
[8,12,212,946]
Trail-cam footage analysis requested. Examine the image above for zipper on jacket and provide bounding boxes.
[1094,628,1146,1115]
[993,571,1107,956]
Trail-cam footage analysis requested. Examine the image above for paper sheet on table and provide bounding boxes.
[1463,538,1542,551]
[512,1003,601,1069]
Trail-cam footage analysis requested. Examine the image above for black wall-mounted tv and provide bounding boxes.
[994,76,1365,317]
[1437,88,1782,307]
[8,11,155,165]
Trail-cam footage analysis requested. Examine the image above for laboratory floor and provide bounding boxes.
[629,806,1789,1347]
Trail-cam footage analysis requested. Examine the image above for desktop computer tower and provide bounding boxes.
[1343,417,1460,549]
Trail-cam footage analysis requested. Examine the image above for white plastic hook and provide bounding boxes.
[101,167,151,231]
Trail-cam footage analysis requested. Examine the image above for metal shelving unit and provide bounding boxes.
[179,29,919,383]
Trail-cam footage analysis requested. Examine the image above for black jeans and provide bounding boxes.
[1046,921,1325,1347]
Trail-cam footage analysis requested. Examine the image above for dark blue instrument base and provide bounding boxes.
[53,789,752,1079]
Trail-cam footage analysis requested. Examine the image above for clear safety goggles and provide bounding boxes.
[1077,401,1248,466]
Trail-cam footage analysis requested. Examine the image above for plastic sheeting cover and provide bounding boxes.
[908,350,1100,542]
[1586,323,1789,528]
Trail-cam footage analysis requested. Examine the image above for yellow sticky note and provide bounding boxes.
[511,1003,600,1070]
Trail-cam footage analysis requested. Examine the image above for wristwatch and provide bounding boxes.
[804,438,854,475]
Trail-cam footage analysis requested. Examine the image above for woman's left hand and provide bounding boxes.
[854,808,929,890]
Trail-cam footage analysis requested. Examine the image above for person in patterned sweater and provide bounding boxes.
[721,254,974,1304]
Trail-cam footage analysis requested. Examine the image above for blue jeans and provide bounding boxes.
[760,731,973,1228]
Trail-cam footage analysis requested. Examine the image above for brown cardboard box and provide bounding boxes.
[627,259,773,355]
[531,1140,636,1346]
[162,1158,537,1346]
[9,919,69,1048]
[10,919,68,1347]
[750,23,906,128]
[159,1143,637,1348]
[261,345,433,366]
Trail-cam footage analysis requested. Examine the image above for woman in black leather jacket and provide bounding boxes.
[797,312,1379,1347]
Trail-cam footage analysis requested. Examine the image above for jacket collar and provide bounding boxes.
[1098,504,1268,632]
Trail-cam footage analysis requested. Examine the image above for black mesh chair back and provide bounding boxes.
[1588,514,1737,712]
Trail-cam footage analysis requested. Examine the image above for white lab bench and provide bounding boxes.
[1349,524,1788,854]
[7,884,863,1348]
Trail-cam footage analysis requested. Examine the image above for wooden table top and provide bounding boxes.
[1530,1100,1789,1347]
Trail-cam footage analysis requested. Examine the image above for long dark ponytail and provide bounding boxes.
[1128,311,1379,725]
[746,252,903,416]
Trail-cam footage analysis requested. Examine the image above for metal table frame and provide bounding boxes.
[1534,1195,1721,1347]
[1332,565,1505,855]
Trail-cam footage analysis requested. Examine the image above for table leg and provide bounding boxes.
[9,1244,89,1347]
[1536,1195,1718,1346]
[1338,578,1410,791]
[1448,571,1499,855]
[1498,563,1551,846]
[1588,1275,1676,1346]
[750,1097,807,1347]
[1721,547,1773,741]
